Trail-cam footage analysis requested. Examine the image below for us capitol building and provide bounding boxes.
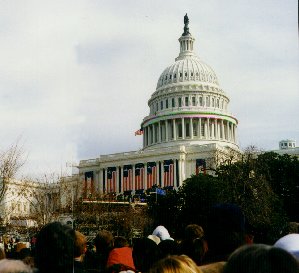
[78,15,239,197]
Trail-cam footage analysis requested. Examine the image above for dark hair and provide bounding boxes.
[133,238,161,273]
[94,230,113,253]
[159,239,179,259]
[223,244,299,273]
[114,236,129,248]
[35,222,75,273]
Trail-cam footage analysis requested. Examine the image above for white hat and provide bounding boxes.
[152,225,174,241]
[274,233,299,260]
[147,234,161,245]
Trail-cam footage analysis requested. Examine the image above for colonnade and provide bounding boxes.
[143,117,237,147]
[83,159,183,195]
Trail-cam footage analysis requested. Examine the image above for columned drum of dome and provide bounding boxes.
[142,15,238,151]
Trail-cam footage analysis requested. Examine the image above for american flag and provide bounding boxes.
[135,129,143,136]
[147,163,157,189]
[107,167,117,193]
[84,171,94,197]
[163,160,174,187]
[123,165,133,191]
[196,159,206,175]
[135,164,144,190]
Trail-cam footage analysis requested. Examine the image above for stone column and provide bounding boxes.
[182,118,185,139]
[173,119,177,140]
[153,124,156,143]
[99,169,103,194]
[190,118,194,139]
[165,120,168,142]
[227,121,230,141]
[116,167,120,193]
[221,120,224,140]
[207,118,211,139]
[120,166,123,193]
[158,121,161,143]
[214,119,218,139]
[104,168,107,193]
[199,118,202,139]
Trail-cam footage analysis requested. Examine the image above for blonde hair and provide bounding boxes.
[149,255,203,273]
[74,230,87,258]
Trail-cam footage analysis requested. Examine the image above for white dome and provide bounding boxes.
[156,57,220,89]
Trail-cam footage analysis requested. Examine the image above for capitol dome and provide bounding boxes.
[141,14,238,151]
[156,54,220,89]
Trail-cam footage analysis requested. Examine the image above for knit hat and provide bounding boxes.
[274,234,299,260]
[152,226,174,241]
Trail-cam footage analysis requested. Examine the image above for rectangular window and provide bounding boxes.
[192,96,196,106]
[178,98,182,107]
[160,101,163,110]
[185,97,189,106]
[199,97,203,106]
[166,99,168,108]
[172,98,175,107]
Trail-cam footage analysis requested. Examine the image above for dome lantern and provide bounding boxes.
[176,14,196,61]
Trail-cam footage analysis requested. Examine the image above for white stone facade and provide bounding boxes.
[77,16,240,197]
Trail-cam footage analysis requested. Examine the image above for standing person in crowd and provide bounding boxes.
[106,236,135,272]
[149,255,203,273]
[84,230,114,272]
[199,204,254,273]
[34,221,75,273]
[179,224,208,265]
[74,230,88,273]
[132,237,161,273]
[222,244,299,273]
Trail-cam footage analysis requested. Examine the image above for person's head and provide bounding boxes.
[35,221,75,273]
[205,204,250,262]
[133,237,161,273]
[74,230,87,258]
[0,259,33,273]
[152,226,173,241]
[159,239,179,259]
[274,233,299,260]
[149,255,203,273]
[94,230,114,253]
[113,236,129,248]
[223,244,299,273]
[180,224,207,265]
[184,224,204,241]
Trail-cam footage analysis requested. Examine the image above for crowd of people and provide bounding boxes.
[0,204,298,273]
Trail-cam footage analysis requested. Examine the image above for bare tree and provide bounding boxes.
[0,139,26,203]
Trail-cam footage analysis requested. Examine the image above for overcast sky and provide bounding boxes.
[0,0,298,177]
